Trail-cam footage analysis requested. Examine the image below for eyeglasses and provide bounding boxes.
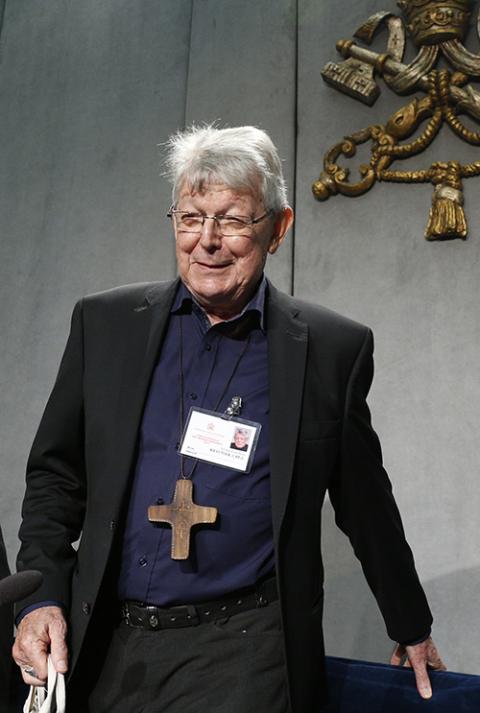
[167,205,273,238]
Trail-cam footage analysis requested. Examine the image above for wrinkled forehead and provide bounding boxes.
[177,180,264,210]
[176,173,263,203]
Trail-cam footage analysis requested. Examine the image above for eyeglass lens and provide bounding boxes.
[174,213,254,237]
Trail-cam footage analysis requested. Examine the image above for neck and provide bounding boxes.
[189,278,263,325]
[203,303,248,325]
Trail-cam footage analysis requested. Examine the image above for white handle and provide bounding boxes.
[23,656,66,713]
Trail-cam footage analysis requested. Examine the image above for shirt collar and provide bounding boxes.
[172,276,267,332]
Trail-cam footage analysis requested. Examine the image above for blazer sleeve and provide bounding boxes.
[328,327,433,644]
[15,299,87,614]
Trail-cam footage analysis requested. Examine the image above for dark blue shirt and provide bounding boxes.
[117,278,274,605]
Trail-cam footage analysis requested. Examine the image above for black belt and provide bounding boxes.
[121,576,278,631]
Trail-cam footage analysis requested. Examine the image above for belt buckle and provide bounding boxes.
[145,605,161,630]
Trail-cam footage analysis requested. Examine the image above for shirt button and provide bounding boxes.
[139,556,148,567]
[190,392,197,400]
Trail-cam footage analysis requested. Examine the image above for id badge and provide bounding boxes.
[178,407,261,473]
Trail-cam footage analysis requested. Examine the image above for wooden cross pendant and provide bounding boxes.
[147,479,218,560]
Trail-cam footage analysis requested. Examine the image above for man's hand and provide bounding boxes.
[12,606,68,685]
[390,636,446,699]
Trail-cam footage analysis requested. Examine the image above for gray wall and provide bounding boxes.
[1,0,479,674]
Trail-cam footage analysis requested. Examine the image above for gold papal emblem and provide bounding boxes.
[314,0,480,240]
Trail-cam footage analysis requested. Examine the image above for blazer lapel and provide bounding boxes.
[266,282,308,542]
[107,279,180,515]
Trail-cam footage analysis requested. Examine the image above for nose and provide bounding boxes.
[198,217,222,251]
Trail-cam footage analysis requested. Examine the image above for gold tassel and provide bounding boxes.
[425,183,467,240]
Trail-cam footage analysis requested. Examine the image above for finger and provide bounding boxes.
[13,651,47,685]
[20,666,47,686]
[26,641,49,683]
[411,659,432,700]
[426,641,447,671]
[13,639,49,683]
[390,644,405,666]
[428,659,447,671]
[49,619,69,673]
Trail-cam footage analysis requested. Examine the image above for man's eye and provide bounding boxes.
[219,217,247,228]
[179,214,202,228]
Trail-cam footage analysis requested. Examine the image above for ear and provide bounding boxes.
[268,206,294,254]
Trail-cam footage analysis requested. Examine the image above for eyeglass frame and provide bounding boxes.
[167,204,274,237]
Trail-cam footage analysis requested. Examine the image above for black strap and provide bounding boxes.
[122,576,278,630]
[178,317,251,480]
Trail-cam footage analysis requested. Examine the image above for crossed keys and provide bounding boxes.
[314,1,480,240]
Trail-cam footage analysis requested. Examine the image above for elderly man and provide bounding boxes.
[13,125,443,712]
[230,427,250,451]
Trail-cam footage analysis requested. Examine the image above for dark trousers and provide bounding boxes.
[85,599,290,713]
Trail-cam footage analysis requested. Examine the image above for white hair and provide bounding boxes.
[164,124,289,212]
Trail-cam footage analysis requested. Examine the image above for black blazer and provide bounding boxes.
[16,279,432,711]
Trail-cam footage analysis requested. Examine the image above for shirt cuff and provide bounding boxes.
[15,601,65,627]
[399,629,431,647]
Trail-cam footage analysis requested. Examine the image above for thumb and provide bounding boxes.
[49,619,68,674]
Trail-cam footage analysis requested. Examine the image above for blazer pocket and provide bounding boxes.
[299,419,340,442]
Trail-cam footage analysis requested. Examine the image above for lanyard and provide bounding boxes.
[178,316,251,479]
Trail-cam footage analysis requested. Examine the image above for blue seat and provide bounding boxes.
[325,656,480,712]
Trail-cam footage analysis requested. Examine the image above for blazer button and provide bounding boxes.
[82,602,91,615]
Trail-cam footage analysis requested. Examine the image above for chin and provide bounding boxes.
[190,279,233,301]
[196,290,233,307]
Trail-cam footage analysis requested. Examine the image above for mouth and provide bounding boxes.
[193,261,232,270]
